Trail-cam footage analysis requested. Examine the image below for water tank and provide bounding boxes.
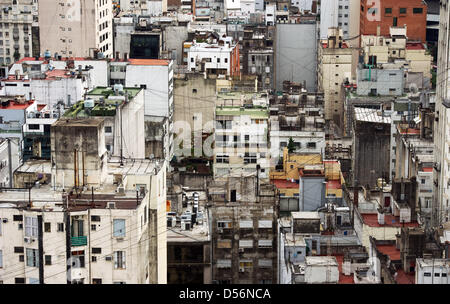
[97,52,105,59]
[84,99,95,108]
[114,84,124,94]
[44,50,51,60]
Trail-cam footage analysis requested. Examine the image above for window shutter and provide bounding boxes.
[122,252,126,269]
[0,250,3,268]
[114,252,118,269]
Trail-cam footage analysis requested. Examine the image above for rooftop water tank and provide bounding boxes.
[114,84,124,94]
[84,99,95,108]
[44,50,51,60]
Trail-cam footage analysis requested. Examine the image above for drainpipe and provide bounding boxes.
[38,215,44,283]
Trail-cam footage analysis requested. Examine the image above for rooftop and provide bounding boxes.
[0,100,34,110]
[305,256,338,267]
[271,179,298,189]
[354,107,392,124]
[215,106,269,119]
[292,211,320,220]
[361,213,419,228]
[53,118,105,127]
[16,160,51,175]
[128,59,170,66]
[376,244,401,261]
[87,87,141,98]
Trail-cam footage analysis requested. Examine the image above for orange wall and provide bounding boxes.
[360,0,427,42]
[230,44,240,77]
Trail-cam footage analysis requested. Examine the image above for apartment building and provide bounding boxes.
[214,102,270,180]
[0,158,167,284]
[318,28,353,126]
[433,0,450,227]
[269,91,326,161]
[38,0,113,58]
[0,137,19,188]
[208,176,279,284]
[360,26,433,88]
[319,0,351,39]
[62,86,145,159]
[0,0,37,75]
[187,36,240,78]
[360,0,427,42]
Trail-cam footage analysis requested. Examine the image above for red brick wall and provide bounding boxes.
[360,0,427,42]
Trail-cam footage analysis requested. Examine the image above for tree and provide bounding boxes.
[287,137,296,153]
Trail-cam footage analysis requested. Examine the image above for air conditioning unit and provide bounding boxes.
[24,237,30,243]
[239,267,245,273]
[105,256,113,261]
[2,218,7,223]
[218,228,223,234]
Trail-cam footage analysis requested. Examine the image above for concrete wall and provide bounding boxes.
[299,176,325,211]
[357,68,404,96]
[275,23,317,92]
[353,120,391,188]
[164,26,189,66]
[0,138,20,187]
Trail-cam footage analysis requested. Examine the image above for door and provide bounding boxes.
[230,190,237,202]
[393,17,398,27]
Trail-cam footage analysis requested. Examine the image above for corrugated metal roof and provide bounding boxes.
[354,107,391,124]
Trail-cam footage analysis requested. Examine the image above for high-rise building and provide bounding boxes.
[0,0,38,76]
[432,0,450,227]
[37,0,113,58]
[359,0,427,43]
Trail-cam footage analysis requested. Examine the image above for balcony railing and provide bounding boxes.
[71,236,87,247]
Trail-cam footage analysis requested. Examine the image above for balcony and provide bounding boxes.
[71,236,87,247]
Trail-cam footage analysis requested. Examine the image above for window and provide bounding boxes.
[14,247,24,253]
[216,120,232,129]
[399,8,407,14]
[57,223,64,232]
[424,272,431,277]
[25,216,38,237]
[114,251,126,269]
[92,256,97,262]
[113,219,125,237]
[26,248,39,267]
[45,255,52,265]
[216,155,229,164]
[28,124,40,130]
[421,179,425,184]
[385,8,392,14]
[19,255,24,262]
[15,278,25,284]
[92,248,102,254]
[13,215,23,221]
[71,250,85,268]
[307,142,316,148]
[413,8,423,14]
[217,58,220,63]
[105,126,112,133]
[0,250,2,268]
[434,273,440,277]
[91,224,96,231]
[93,278,102,284]
[91,215,100,222]
[44,222,51,232]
